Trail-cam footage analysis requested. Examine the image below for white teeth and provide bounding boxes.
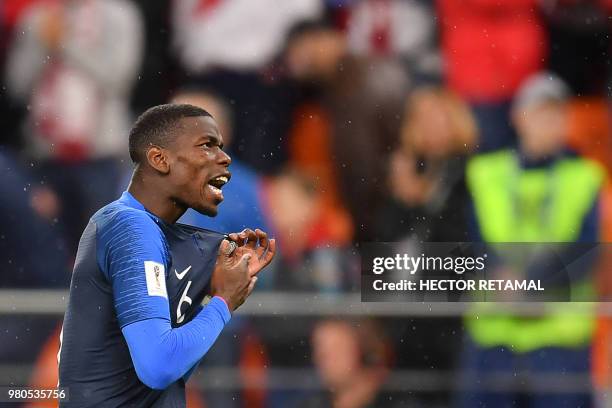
[209,185,222,194]
[210,176,228,186]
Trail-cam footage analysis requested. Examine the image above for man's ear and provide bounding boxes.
[146,145,170,174]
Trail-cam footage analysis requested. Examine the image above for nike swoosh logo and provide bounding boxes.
[175,265,192,280]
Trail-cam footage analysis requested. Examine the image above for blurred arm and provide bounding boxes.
[61,1,143,94]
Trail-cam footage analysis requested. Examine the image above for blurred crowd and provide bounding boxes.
[2,0,612,407]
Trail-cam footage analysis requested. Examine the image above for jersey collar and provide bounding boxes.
[119,191,164,224]
[120,191,146,211]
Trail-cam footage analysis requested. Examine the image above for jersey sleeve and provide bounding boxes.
[122,298,231,389]
[96,209,171,328]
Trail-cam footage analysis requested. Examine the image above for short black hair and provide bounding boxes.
[128,104,212,164]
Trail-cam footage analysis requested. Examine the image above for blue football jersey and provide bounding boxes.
[58,192,225,407]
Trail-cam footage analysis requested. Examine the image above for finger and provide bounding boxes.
[226,241,237,256]
[243,228,257,249]
[255,229,268,258]
[261,238,276,267]
[218,239,231,258]
[228,231,249,247]
[238,229,249,240]
[230,230,250,247]
[255,229,268,247]
[248,238,276,278]
[246,276,258,297]
[225,240,238,256]
[218,240,238,267]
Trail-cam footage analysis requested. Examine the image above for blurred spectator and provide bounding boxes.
[437,0,547,151]
[299,318,398,408]
[287,103,354,248]
[0,147,67,378]
[347,0,440,80]
[263,167,363,292]
[284,19,409,242]
[459,72,604,407]
[171,0,322,175]
[373,87,475,401]
[0,148,68,287]
[5,0,144,250]
[376,86,476,242]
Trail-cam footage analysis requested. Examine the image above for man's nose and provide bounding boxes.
[218,149,231,167]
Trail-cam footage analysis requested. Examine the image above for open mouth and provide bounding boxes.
[206,174,230,198]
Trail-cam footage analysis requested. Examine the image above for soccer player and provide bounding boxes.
[57,104,276,407]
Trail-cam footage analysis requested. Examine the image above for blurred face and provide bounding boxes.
[312,322,361,389]
[513,102,568,159]
[403,95,455,159]
[165,116,231,216]
[286,31,344,81]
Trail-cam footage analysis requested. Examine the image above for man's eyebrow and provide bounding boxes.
[199,134,224,148]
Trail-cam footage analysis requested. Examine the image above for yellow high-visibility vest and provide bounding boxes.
[466,150,604,352]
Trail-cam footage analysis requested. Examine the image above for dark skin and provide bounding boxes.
[128,116,276,311]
